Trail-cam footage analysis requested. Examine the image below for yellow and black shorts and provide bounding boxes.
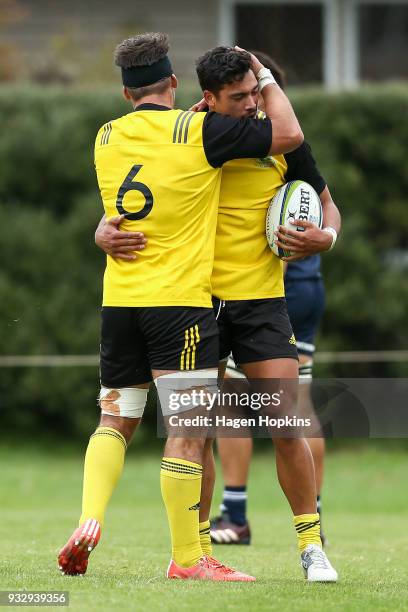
[100,306,219,386]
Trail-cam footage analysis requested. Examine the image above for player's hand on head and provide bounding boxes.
[274,218,333,261]
[189,98,208,112]
[95,214,147,261]
[234,45,263,76]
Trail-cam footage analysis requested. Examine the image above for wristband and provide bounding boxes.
[256,67,276,92]
[322,227,337,251]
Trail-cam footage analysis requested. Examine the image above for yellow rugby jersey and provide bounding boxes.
[95,105,272,307]
[212,153,287,300]
[95,108,219,308]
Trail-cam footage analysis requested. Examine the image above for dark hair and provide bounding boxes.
[196,46,252,93]
[250,50,287,89]
[114,32,171,102]
[114,32,169,68]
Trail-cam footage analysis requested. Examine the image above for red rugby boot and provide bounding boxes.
[58,519,101,576]
[167,555,255,581]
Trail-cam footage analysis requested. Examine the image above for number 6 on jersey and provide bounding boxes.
[116,164,154,220]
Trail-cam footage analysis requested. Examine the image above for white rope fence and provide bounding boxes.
[0,351,407,367]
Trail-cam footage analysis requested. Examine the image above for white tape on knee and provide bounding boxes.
[299,359,313,383]
[225,356,246,380]
[99,386,148,418]
[154,370,219,416]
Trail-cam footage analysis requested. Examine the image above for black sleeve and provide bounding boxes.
[202,111,272,168]
[284,141,326,195]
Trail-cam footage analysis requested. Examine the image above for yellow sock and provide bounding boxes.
[294,513,322,552]
[160,458,203,567]
[199,520,212,556]
[79,427,127,526]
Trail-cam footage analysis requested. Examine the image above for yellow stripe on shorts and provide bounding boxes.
[180,325,201,371]
[190,327,196,370]
[180,329,189,371]
[185,327,192,370]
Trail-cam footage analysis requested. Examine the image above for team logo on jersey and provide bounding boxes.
[289,334,296,345]
[255,156,277,168]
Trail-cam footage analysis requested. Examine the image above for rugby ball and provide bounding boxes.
[266,180,323,258]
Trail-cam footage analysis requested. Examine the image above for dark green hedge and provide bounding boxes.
[0,86,200,216]
[1,84,407,438]
[291,86,408,364]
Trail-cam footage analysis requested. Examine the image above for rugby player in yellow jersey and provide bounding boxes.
[96,47,340,582]
[208,52,336,560]
[57,33,304,580]
[194,48,339,581]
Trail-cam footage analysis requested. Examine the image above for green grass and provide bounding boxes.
[1,444,408,611]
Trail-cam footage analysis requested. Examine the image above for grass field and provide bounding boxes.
[1,444,408,611]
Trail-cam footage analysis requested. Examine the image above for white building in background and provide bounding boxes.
[218,0,408,89]
[3,0,408,89]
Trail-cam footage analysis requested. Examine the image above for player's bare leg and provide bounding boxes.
[210,360,253,541]
[162,432,255,580]
[298,354,326,541]
[241,358,336,581]
[202,356,249,523]
[217,437,252,486]
[241,358,316,512]
[157,368,255,581]
[99,414,141,444]
[58,385,148,575]
[297,354,325,493]
[200,439,216,525]
[210,437,253,544]
[273,437,316,512]
[308,436,325,495]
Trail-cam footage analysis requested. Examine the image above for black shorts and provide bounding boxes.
[213,297,298,364]
[100,306,219,387]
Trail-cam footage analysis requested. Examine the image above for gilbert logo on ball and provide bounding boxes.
[266,180,322,259]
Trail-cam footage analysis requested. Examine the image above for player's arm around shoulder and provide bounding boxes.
[200,47,303,168]
[263,83,304,155]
